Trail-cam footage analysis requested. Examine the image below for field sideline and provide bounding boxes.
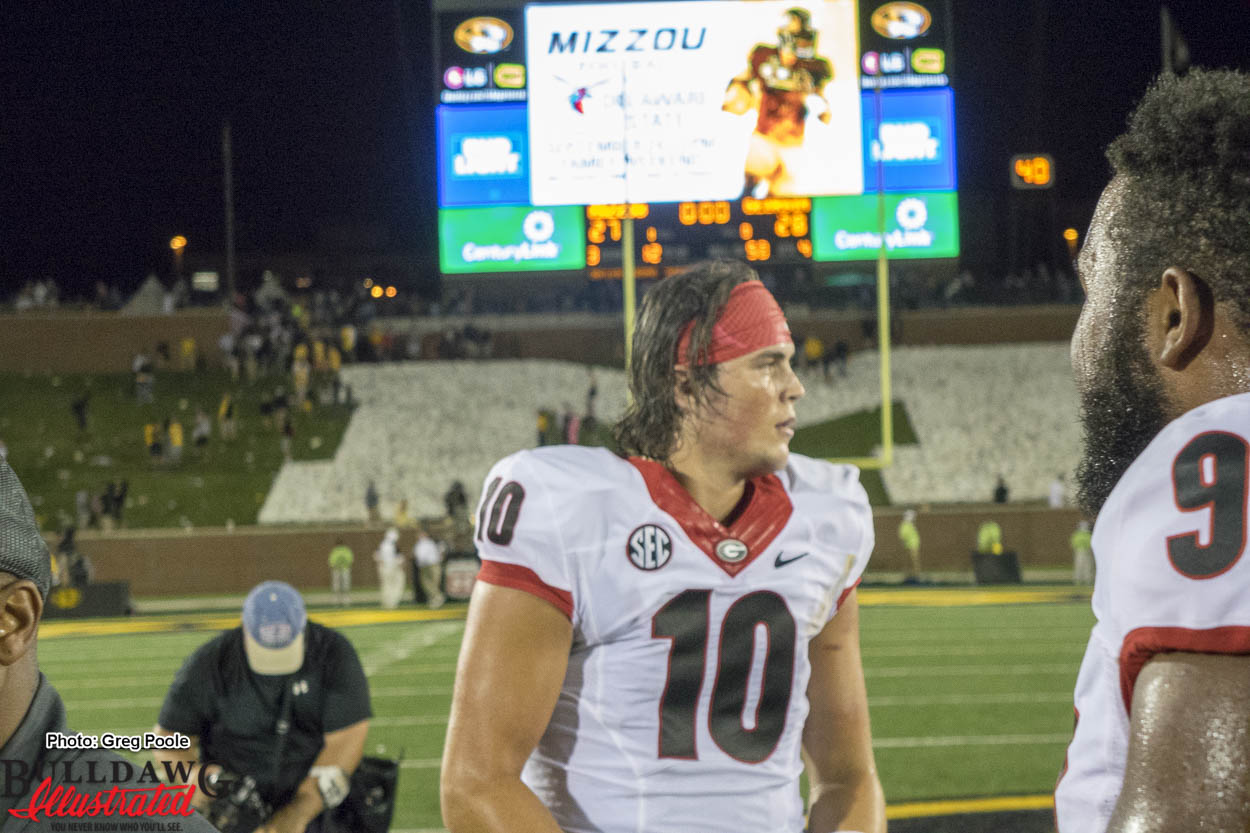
[40,587,1093,832]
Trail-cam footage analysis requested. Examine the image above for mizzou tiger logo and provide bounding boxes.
[454,17,514,55]
[870,2,932,40]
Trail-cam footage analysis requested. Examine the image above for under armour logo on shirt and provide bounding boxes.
[292,679,309,696]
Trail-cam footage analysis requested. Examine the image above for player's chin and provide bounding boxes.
[754,444,792,475]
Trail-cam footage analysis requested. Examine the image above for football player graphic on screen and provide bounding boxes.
[723,7,834,198]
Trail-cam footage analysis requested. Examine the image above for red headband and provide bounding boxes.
[675,280,791,367]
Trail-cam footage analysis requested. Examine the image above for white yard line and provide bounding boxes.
[866,663,1075,677]
[874,733,1072,749]
[359,622,463,677]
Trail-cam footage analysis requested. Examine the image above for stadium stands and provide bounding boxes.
[881,343,1079,505]
[259,343,1080,522]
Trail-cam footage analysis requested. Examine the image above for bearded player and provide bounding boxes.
[441,260,884,833]
[723,8,834,198]
[1054,69,1250,832]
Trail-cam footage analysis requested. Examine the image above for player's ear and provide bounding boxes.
[0,580,41,666]
[673,366,694,412]
[1153,266,1213,371]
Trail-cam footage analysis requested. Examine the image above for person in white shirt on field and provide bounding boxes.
[372,527,404,610]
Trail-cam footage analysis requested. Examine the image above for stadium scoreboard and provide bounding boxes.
[583,198,814,278]
[433,0,960,277]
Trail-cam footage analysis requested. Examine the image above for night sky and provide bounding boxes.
[2,0,1248,296]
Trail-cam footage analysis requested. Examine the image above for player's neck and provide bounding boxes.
[0,657,39,750]
[665,449,748,523]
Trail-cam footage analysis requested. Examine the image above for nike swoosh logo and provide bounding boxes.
[774,551,810,568]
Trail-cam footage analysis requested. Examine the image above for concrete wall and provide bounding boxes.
[0,310,232,373]
[70,505,1086,597]
[0,305,1079,374]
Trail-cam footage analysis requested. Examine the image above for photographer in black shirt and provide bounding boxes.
[154,581,372,833]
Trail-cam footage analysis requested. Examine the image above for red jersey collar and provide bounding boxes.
[628,457,793,577]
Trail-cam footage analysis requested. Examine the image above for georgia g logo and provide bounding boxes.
[627,524,673,571]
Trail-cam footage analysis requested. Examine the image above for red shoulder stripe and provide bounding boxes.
[477,560,574,620]
[1119,625,1250,713]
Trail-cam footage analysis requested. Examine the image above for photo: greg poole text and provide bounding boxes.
[45,732,191,753]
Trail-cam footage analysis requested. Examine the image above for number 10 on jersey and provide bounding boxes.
[652,589,797,764]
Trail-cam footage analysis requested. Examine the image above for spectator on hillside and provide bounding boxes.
[167,418,185,465]
[444,481,468,520]
[279,410,294,461]
[192,407,212,448]
[585,369,599,420]
[71,391,90,433]
[217,392,237,441]
[90,491,106,532]
[144,421,163,459]
[394,499,414,530]
[99,483,117,533]
[179,337,197,371]
[292,346,312,407]
[74,489,91,530]
[218,331,240,381]
[133,351,154,403]
[340,323,357,362]
[993,475,1009,504]
[804,335,827,380]
[1048,473,1066,509]
[365,480,380,523]
[242,330,262,381]
[109,479,128,528]
[536,409,552,446]
[561,402,581,445]
[832,339,849,377]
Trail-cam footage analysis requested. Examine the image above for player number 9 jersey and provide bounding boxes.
[1056,392,1250,832]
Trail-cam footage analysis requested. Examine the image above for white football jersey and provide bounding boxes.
[473,446,873,833]
[1055,392,1250,832]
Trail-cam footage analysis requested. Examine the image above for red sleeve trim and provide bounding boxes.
[836,577,862,611]
[477,560,574,621]
[1119,625,1250,713]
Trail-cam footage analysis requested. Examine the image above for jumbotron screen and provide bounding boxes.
[433,0,957,276]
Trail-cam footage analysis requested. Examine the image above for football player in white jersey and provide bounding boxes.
[1055,69,1250,833]
[441,261,885,833]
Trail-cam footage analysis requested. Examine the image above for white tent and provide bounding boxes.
[120,274,166,316]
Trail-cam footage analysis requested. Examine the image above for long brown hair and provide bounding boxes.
[613,261,759,460]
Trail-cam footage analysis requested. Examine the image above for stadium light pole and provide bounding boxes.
[873,82,894,469]
[620,64,637,378]
[622,215,636,373]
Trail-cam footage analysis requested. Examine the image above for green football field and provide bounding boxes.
[40,589,1093,832]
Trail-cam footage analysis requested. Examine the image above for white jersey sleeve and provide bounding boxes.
[1100,401,1250,705]
[782,454,875,621]
[474,448,576,621]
